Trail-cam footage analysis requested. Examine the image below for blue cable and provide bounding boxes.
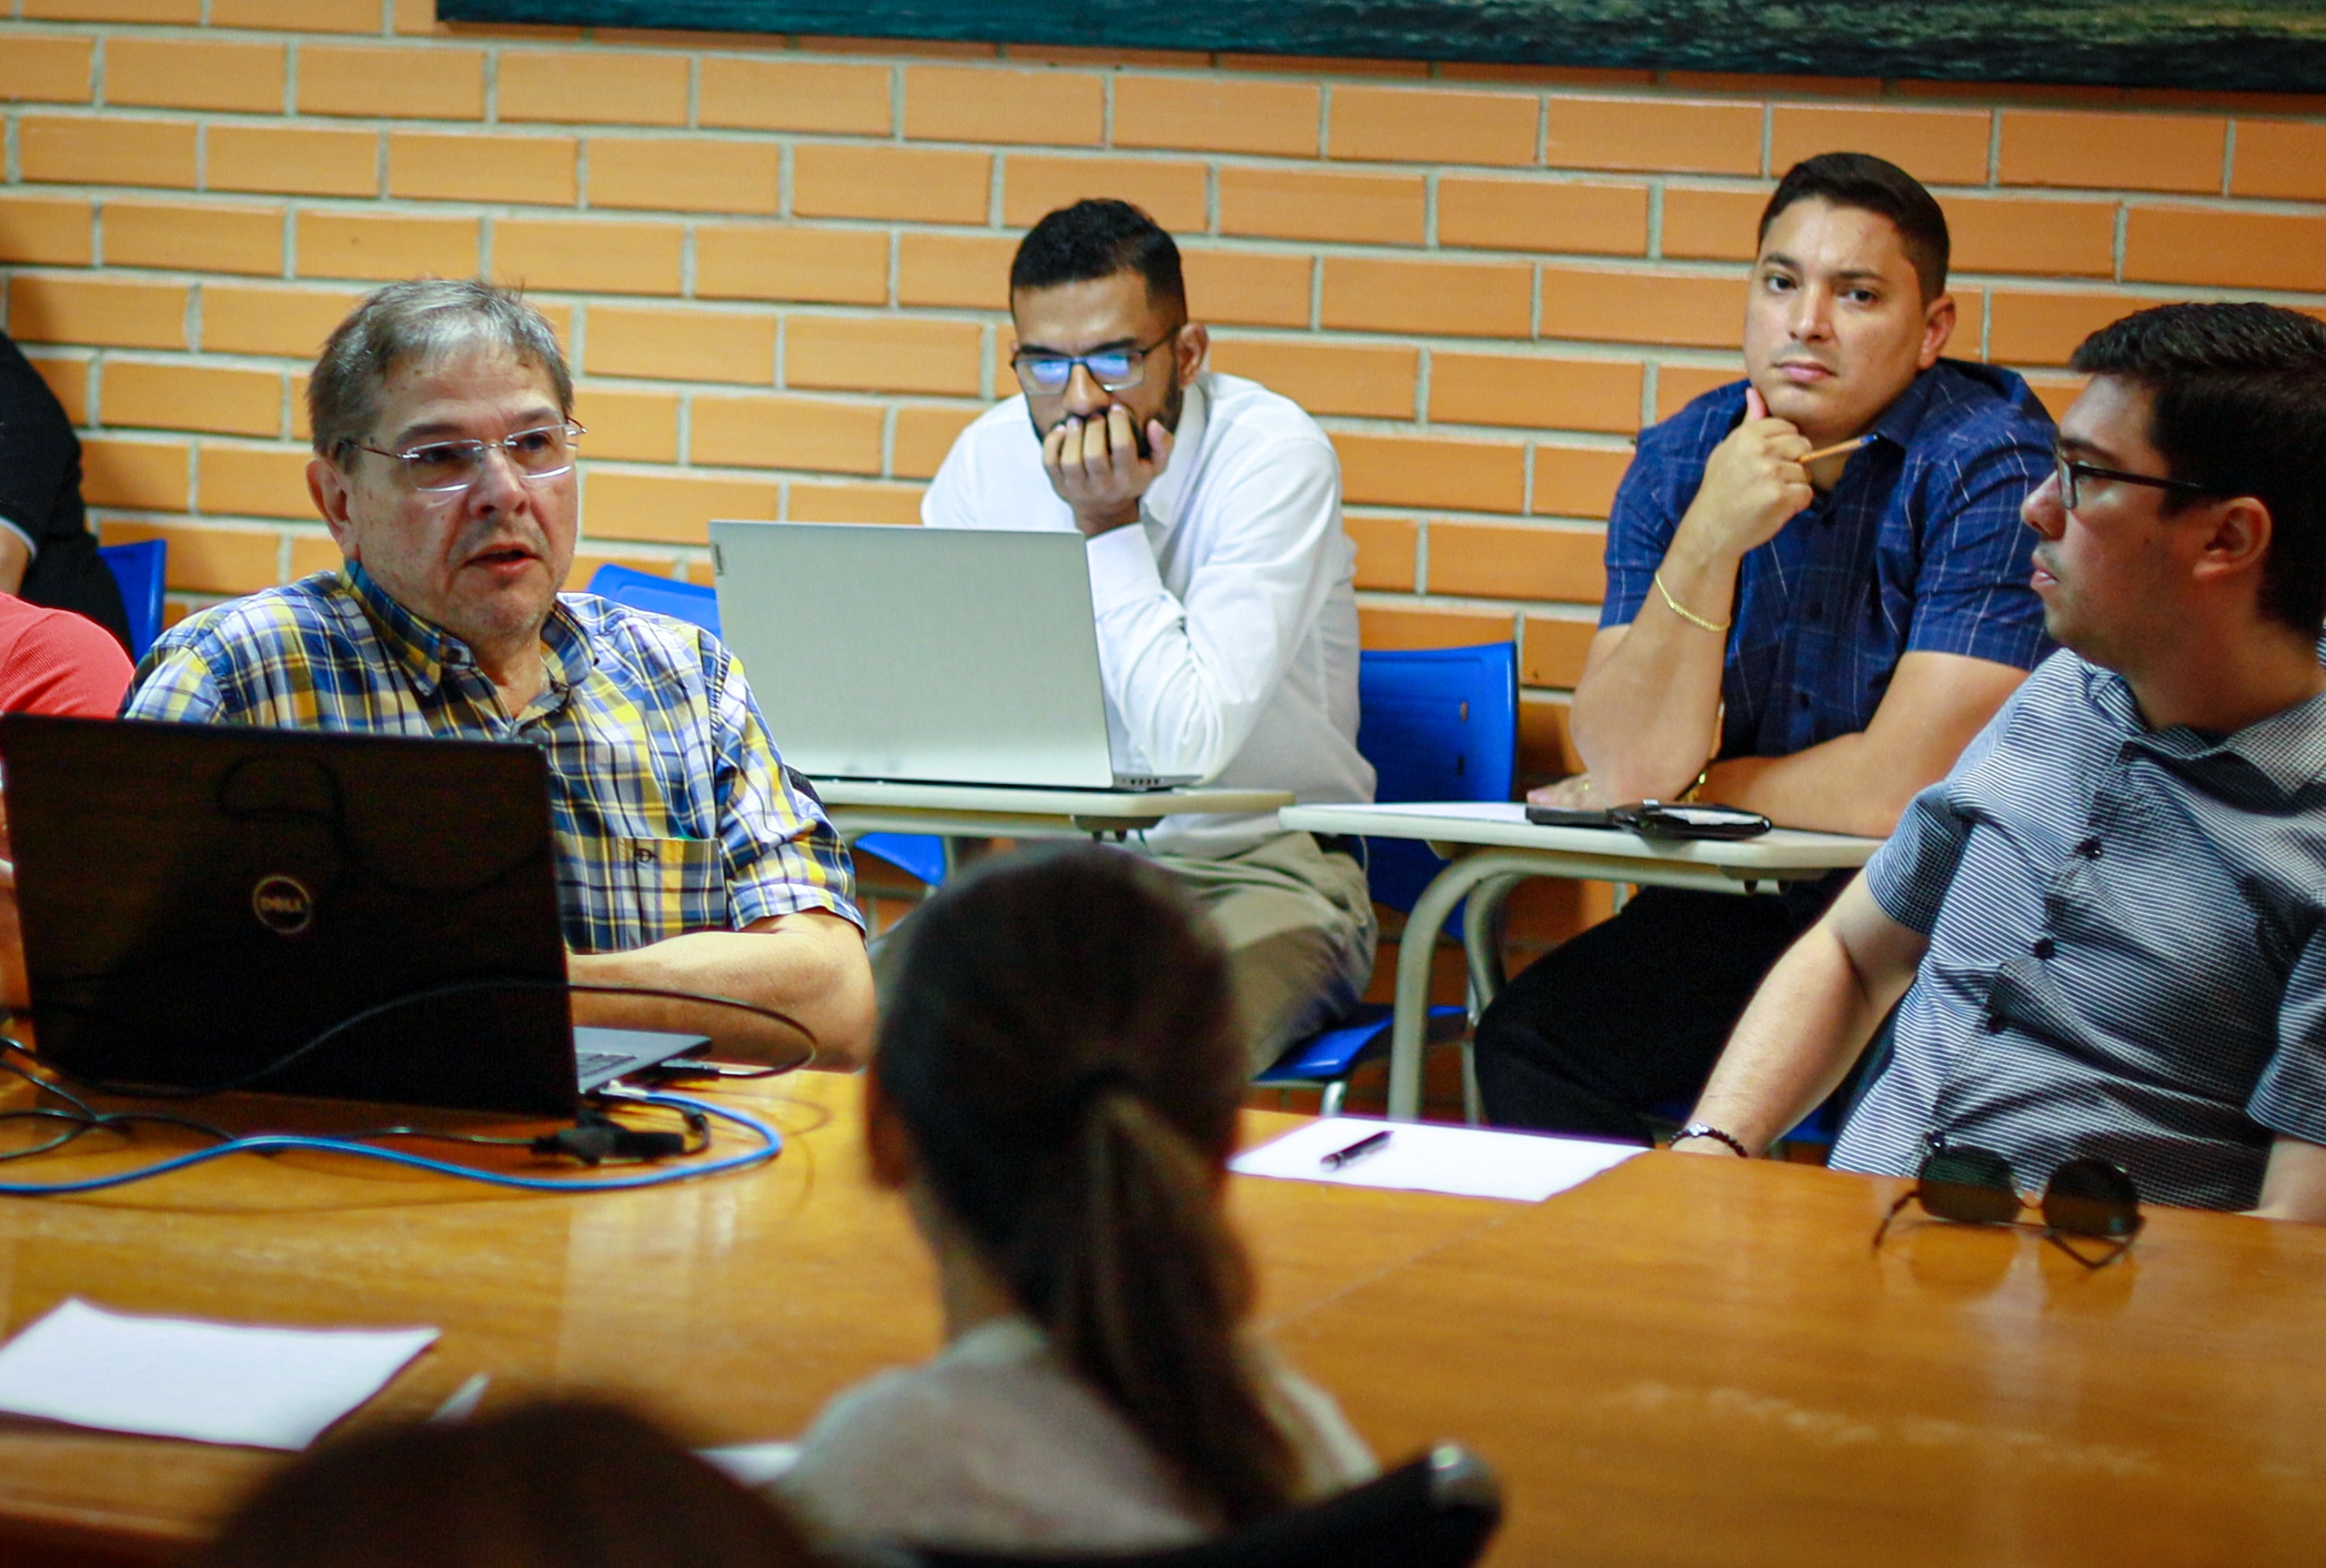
[0,1090,781,1197]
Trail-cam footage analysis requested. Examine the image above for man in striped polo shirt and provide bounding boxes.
[1677,302,2326,1218]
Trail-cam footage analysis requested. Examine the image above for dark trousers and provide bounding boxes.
[1473,881,1839,1142]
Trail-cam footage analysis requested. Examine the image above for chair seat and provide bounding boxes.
[1256,1003,1468,1085]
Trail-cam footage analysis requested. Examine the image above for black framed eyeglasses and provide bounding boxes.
[2054,447,2220,512]
[1872,1144,2144,1270]
[344,419,586,494]
[1011,329,1181,397]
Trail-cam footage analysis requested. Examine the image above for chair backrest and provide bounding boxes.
[908,1444,1501,1568]
[586,562,720,637]
[583,562,949,890]
[1355,643,1518,915]
[98,538,166,661]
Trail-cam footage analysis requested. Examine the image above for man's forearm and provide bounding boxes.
[1569,598,1732,805]
[566,910,877,1071]
[1701,652,2030,836]
[1577,399,1816,802]
[2248,1137,2326,1223]
[1706,736,1905,839]
[1570,513,1745,802]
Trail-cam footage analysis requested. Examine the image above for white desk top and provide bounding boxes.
[815,779,1294,819]
[1280,800,1881,871]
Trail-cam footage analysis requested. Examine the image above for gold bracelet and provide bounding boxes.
[1678,766,1710,803]
[1653,569,1731,634]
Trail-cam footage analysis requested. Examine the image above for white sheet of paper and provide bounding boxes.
[0,1299,438,1451]
[1231,1116,1643,1202]
[700,1440,801,1487]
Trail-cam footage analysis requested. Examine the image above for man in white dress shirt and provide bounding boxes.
[921,199,1376,1070]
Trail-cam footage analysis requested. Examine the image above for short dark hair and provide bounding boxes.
[1010,198,1186,316]
[2072,302,2326,632]
[310,278,570,463]
[1758,152,1949,303]
[199,1399,818,1568]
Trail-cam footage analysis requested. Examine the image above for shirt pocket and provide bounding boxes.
[609,835,729,947]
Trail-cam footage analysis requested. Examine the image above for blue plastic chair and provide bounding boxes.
[98,538,166,661]
[1256,643,1519,1115]
[587,562,722,633]
[585,563,949,891]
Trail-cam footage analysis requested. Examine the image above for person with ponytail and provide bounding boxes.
[776,844,1374,1552]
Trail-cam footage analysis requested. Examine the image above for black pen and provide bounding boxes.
[1320,1130,1393,1171]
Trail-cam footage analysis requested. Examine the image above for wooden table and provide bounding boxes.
[0,1073,1505,1564]
[5,1074,2325,1567]
[1278,802,1882,1120]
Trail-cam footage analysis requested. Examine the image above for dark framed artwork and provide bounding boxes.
[440,0,2326,93]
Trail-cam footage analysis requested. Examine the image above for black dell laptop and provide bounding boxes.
[0,715,707,1117]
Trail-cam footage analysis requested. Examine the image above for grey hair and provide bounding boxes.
[307,278,572,461]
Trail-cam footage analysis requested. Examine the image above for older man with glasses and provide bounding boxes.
[921,198,1375,1073]
[113,278,876,1069]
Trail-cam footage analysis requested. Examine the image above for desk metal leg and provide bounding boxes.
[1460,873,1525,1008]
[1457,872,1525,1125]
[1388,852,1574,1122]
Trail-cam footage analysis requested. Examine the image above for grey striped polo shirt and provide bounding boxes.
[1831,648,2326,1210]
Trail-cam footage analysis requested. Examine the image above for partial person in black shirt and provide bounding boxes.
[0,331,129,648]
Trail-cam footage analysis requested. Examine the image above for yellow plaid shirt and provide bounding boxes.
[122,567,861,952]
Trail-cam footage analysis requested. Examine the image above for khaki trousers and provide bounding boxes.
[1149,831,1378,1075]
[870,833,1377,1077]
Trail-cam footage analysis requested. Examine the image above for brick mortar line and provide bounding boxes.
[12,96,2320,206]
[20,234,2321,312]
[19,166,2321,232]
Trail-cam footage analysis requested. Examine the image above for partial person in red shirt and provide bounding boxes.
[0,591,130,717]
[0,591,132,1004]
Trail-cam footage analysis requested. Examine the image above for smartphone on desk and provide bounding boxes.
[1525,805,1624,829]
[1525,800,1772,840]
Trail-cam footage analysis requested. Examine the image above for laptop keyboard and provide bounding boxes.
[574,1050,628,1078]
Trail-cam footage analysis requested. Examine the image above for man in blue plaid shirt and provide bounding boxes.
[1477,154,2056,1141]
[116,280,875,1069]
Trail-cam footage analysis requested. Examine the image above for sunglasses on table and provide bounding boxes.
[1872,1144,2144,1270]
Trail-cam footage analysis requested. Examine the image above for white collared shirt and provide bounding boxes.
[922,371,1374,855]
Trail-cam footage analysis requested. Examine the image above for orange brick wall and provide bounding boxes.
[6,5,2324,862]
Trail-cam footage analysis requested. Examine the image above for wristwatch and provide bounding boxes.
[1671,1121,1749,1158]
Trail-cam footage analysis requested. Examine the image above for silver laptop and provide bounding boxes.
[708,520,1195,791]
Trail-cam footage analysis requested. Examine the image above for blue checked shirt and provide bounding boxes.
[1605,361,2057,759]
[122,567,861,954]
[1834,651,2326,1211]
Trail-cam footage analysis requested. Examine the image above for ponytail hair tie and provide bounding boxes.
[1053,1065,1142,1125]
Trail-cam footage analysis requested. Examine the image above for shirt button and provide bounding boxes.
[1986,1014,2006,1033]
[2078,837,2102,858]
[1797,691,1811,709]
[2033,937,2056,959]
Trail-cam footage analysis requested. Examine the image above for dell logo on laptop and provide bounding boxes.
[251,875,316,936]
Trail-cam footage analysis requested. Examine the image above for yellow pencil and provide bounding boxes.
[1801,434,1875,464]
